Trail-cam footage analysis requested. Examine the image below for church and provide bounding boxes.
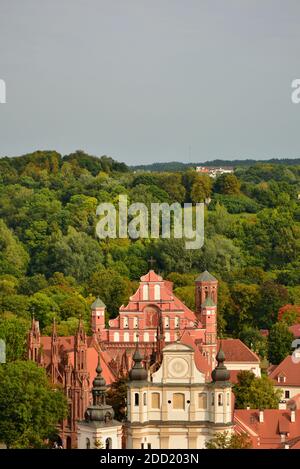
[27,269,260,448]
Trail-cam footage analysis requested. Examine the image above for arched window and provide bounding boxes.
[198,392,207,409]
[143,284,149,300]
[165,332,170,342]
[134,332,139,342]
[175,316,180,328]
[105,438,112,449]
[218,393,223,406]
[151,393,160,409]
[114,332,119,342]
[134,393,139,406]
[133,317,138,329]
[86,438,90,449]
[154,284,160,300]
[227,392,230,406]
[173,393,185,410]
[124,332,129,342]
[211,393,214,406]
[144,332,149,342]
[123,317,129,328]
[164,316,170,328]
[143,393,147,406]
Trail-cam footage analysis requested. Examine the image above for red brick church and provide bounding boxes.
[27,269,260,448]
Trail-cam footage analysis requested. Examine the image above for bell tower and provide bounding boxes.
[195,270,218,316]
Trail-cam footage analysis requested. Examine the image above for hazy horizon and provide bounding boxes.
[1,0,300,165]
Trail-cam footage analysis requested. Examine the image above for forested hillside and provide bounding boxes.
[0,150,300,364]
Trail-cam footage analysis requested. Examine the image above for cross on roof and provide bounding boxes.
[148,257,156,269]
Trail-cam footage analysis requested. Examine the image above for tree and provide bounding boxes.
[50,227,104,282]
[238,325,268,359]
[233,371,282,409]
[205,431,252,449]
[87,269,135,318]
[214,174,241,195]
[268,322,293,365]
[0,361,67,448]
[28,292,59,329]
[0,220,29,277]
[0,314,29,362]
[191,175,212,203]
[256,281,289,329]
[106,377,128,421]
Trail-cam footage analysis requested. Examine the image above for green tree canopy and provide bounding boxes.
[233,371,282,409]
[0,361,67,448]
[268,322,294,365]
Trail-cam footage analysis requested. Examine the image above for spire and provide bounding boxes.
[92,352,107,406]
[51,317,57,340]
[211,343,230,383]
[84,352,115,423]
[129,338,147,381]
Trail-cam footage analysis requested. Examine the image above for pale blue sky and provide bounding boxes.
[0,0,300,164]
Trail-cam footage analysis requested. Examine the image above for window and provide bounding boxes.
[143,393,147,406]
[105,438,112,449]
[164,316,170,329]
[227,392,230,406]
[211,393,214,406]
[134,393,139,406]
[134,317,138,329]
[143,284,149,300]
[175,316,180,328]
[165,332,170,342]
[124,332,129,342]
[198,393,207,409]
[123,317,129,328]
[114,332,119,342]
[218,393,223,406]
[86,438,90,449]
[173,393,185,410]
[147,443,151,449]
[134,332,139,342]
[285,390,290,399]
[154,284,160,300]
[144,332,149,342]
[141,443,144,449]
[278,375,285,383]
[151,393,160,409]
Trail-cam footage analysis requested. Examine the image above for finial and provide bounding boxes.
[148,257,156,270]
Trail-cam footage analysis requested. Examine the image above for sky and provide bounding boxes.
[0,0,300,165]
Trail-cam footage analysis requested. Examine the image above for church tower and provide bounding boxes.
[209,345,233,426]
[50,318,60,383]
[195,270,218,315]
[91,297,106,335]
[77,353,122,449]
[195,271,218,370]
[71,318,90,446]
[27,316,41,363]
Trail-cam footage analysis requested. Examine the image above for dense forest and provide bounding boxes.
[0,149,300,365]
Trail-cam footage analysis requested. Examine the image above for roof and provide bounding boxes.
[218,339,260,363]
[91,297,106,309]
[269,354,300,387]
[195,270,217,282]
[289,324,300,338]
[234,409,300,449]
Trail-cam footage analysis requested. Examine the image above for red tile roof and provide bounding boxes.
[269,355,300,387]
[289,324,300,338]
[218,339,260,363]
[234,409,300,449]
